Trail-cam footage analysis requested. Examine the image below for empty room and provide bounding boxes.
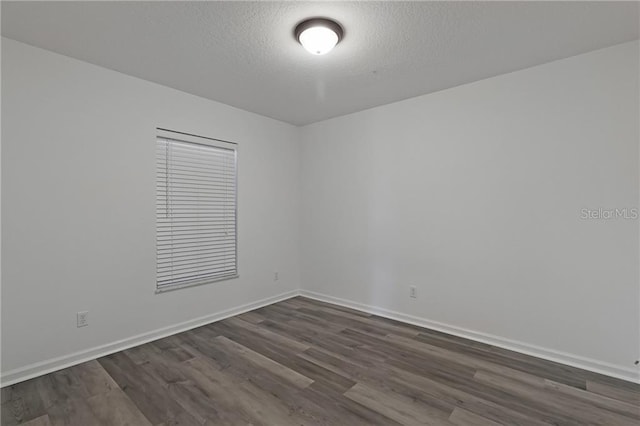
[1,1,639,425]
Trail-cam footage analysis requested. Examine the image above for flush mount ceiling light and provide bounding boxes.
[295,18,344,55]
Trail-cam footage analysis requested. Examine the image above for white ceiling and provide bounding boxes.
[2,1,638,126]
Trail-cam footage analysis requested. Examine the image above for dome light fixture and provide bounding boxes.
[295,18,344,55]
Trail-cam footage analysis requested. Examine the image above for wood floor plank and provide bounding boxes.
[544,379,640,419]
[414,330,588,389]
[296,297,372,318]
[167,379,243,425]
[211,320,357,392]
[4,296,639,425]
[586,380,640,406]
[344,382,453,425]
[1,379,47,425]
[36,368,90,410]
[298,306,420,338]
[341,329,477,381]
[85,387,152,426]
[214,335,314,388]
[299,346,469,422]
[140,352,190,386]
[68,360,118,398]
[261,319,368,357]
[387,365,551,426]
[587,373,640,393]
[235,310,267,324]
[474,370,636,425]
[223,316,311,352]
[386,333,553,388]
[123,342,162,365]
[300,381,404,426]
[275,297,309,310]
[263,304,349,334]
[216,354,361,425]
[97,352,201,426]
[178,356,301,426]
[1,386,14,404]
[410,362,580,425]
[448,408,501,426]
[226,322,355,391]
[19,415,52,426]
[296,307,389,337]
[45,396,101,426]
[1,399,28,426]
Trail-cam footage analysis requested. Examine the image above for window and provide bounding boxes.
[156,128,238,292]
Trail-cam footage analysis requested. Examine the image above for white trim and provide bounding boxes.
[4,288,638,387]
[156,128,237,149]
[300,290,640,384]
[0,290,299,387]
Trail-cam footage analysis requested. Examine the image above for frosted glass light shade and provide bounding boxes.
[295,18,343,56]
[299,26,339,55]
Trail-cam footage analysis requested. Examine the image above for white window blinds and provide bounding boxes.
[156,129,238,292]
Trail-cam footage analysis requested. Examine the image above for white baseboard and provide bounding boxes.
[0,290,300,387]
[300,290,640,384]
[4,288,638,386]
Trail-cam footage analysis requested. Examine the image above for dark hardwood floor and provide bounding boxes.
[2,296,639,425]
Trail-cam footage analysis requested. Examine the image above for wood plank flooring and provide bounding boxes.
[2,296,639,425]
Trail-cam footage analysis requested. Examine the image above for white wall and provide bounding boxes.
[300,41,639,381]
[1,38,301,383]
[2,37,639,385]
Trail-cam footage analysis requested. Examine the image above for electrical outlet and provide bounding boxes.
[77,311,89,328]
[409,286,417,299]
[274,271,279,281]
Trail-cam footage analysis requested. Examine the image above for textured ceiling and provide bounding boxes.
[2,1,638,126]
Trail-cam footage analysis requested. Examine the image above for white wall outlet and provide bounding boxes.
[77,311,89,328]
[409,286,417,298]
[274,271,279,281]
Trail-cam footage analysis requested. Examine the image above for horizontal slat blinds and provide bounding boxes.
[156,132,237,292]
